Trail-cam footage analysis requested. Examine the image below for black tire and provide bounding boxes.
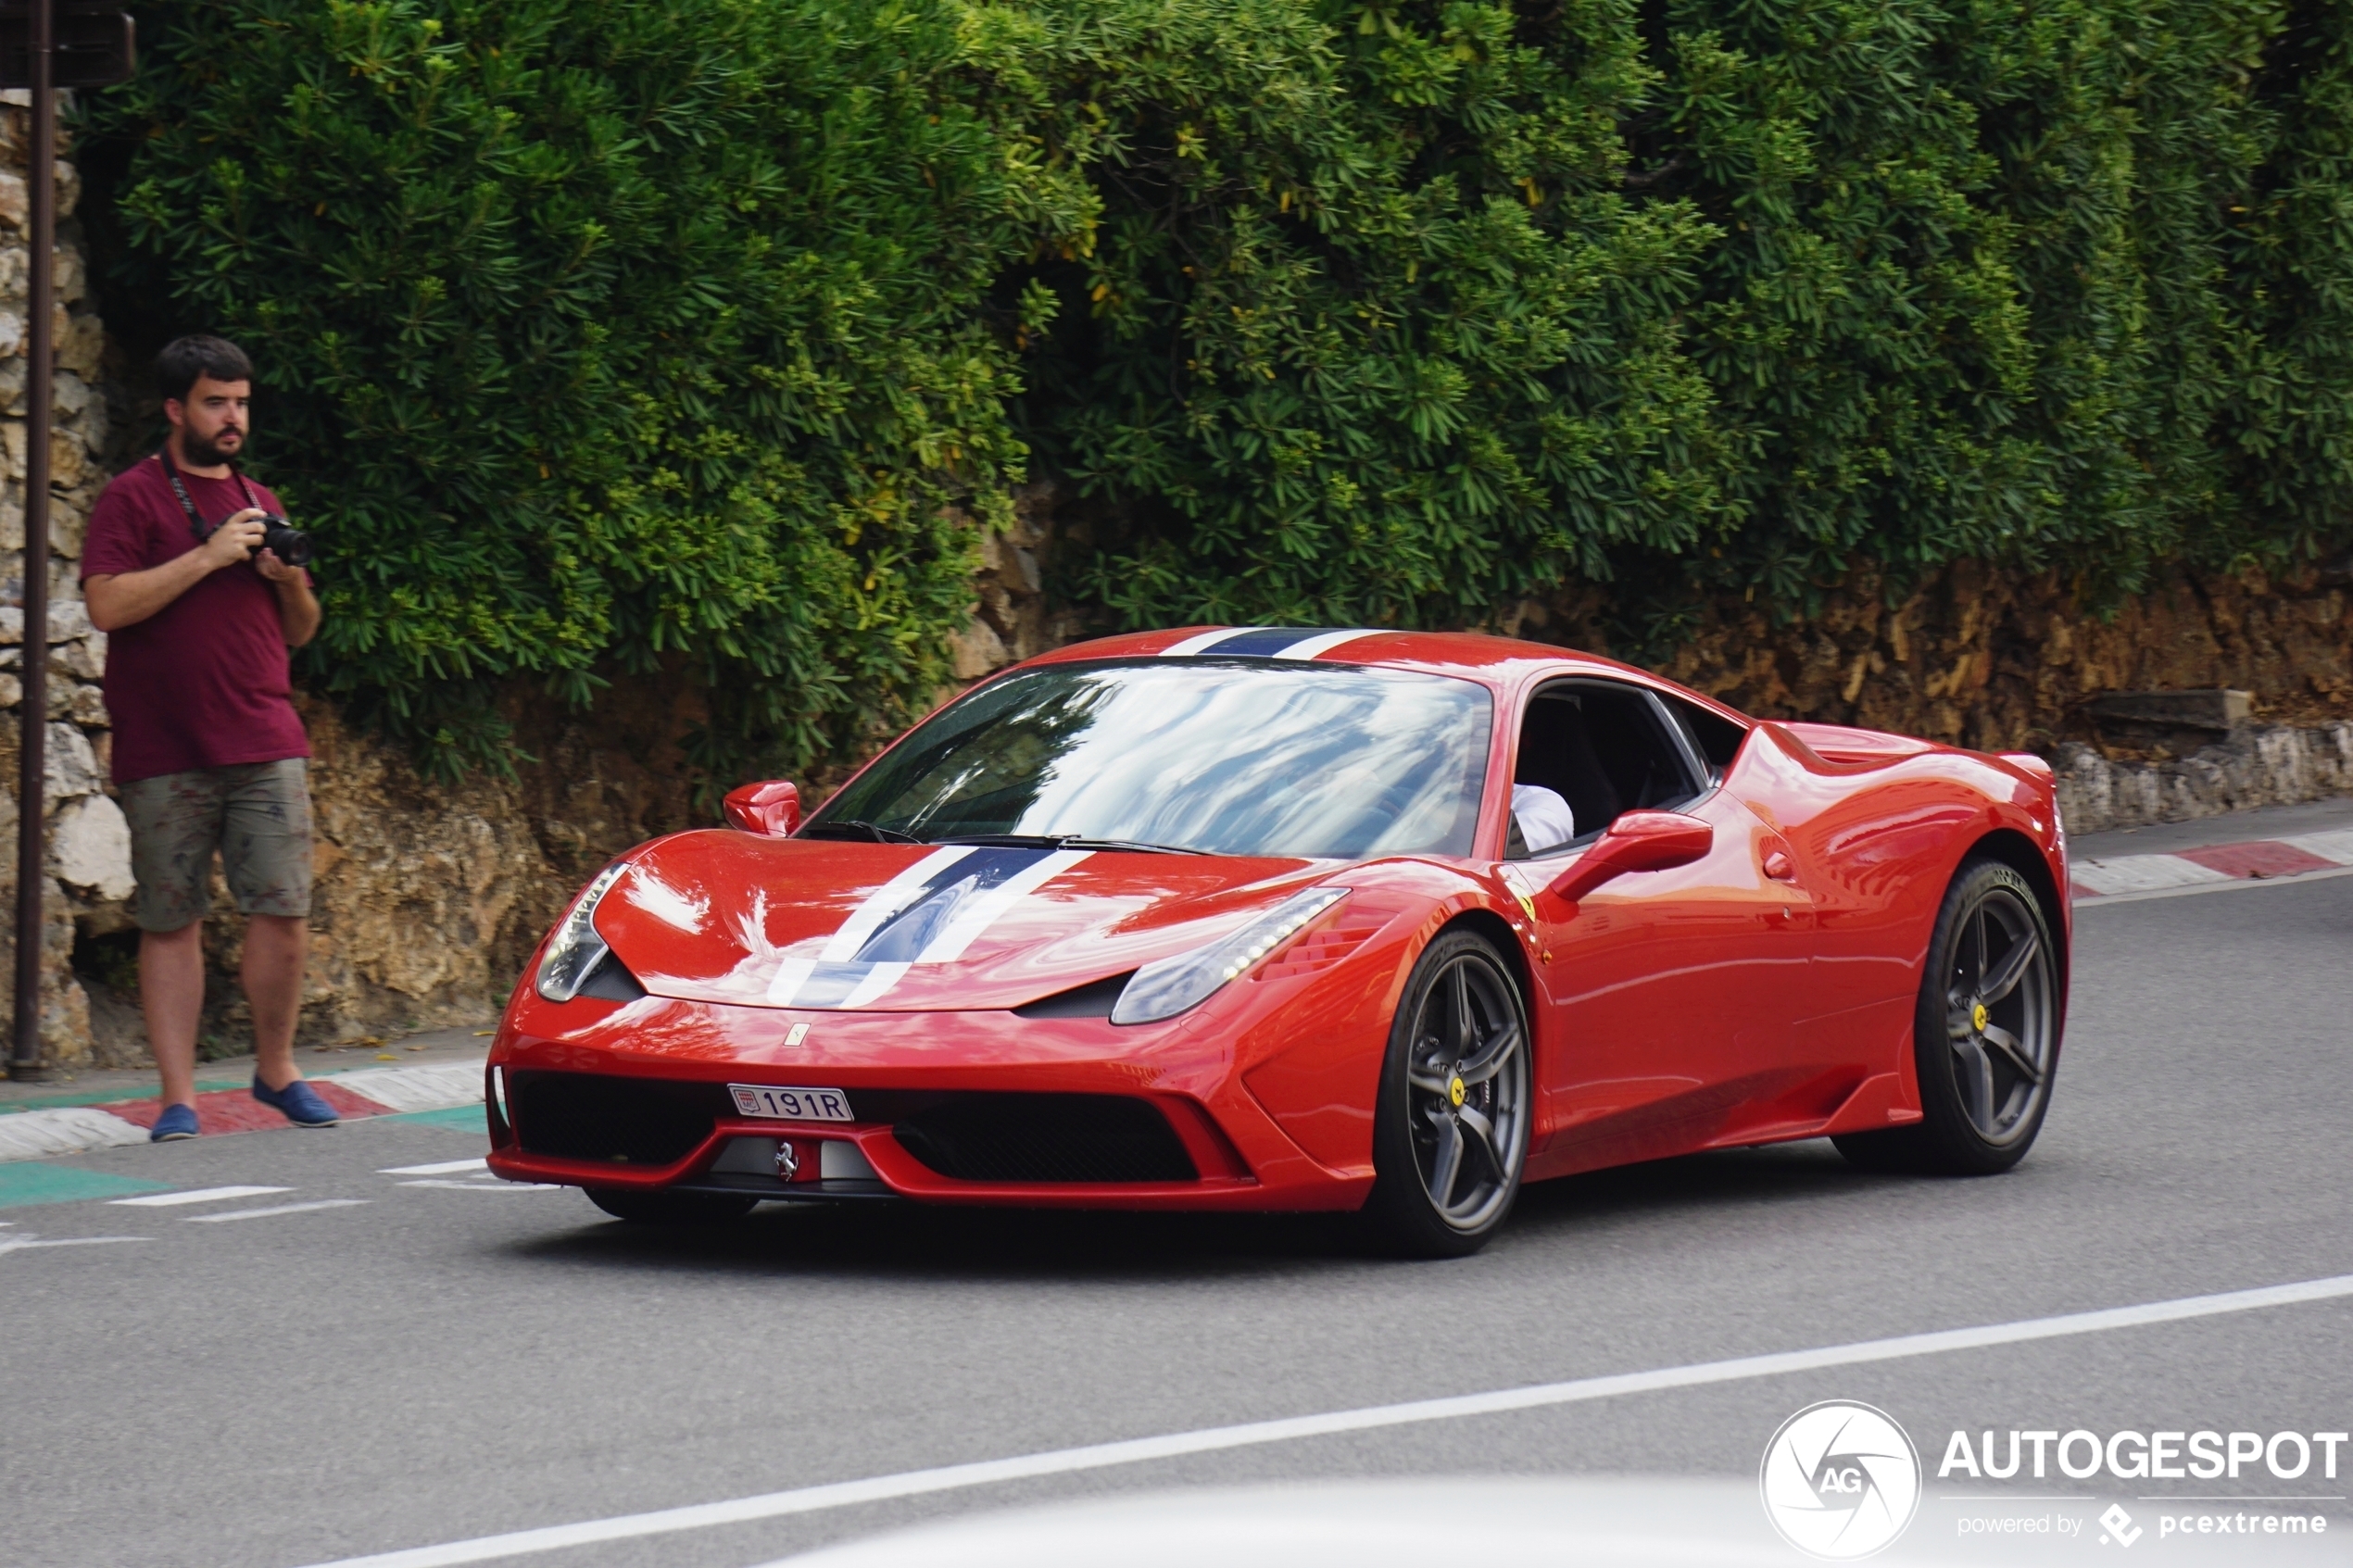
[1362,930,1532,1258]
[585,1186,760,1225]
[1835,858,2059,1175]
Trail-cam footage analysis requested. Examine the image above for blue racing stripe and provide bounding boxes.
[849,847,1052,964]
[1189,627,1347,658]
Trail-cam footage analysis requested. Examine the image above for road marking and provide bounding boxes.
[185,1199,367,1223]
[396,1179,559,1192]
[2070,855,2231,895]
[289,1271,2353,1568]
[0,1234,148,1255]
[378,1159,488,1176]
[109,1185,292,1207]
[2071,863,2353,909]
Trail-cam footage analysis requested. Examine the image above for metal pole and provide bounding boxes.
[10,0,55,1080]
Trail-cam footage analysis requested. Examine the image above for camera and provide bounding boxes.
[253,515,312,568]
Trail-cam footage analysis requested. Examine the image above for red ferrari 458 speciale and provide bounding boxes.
[485,627,2070,1255]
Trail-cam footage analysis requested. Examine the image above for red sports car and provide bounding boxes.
[485,629,2069,1255]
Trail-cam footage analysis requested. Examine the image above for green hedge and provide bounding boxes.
[86,0,2353,776]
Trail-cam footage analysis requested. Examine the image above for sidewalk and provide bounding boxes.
[0,1023,493,1161]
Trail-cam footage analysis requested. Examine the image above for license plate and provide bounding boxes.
[727,1084,854,1123]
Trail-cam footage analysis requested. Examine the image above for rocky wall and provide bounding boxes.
[0,87,129,1070]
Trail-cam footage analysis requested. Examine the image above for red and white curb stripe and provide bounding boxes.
[2071,827,2353,902]
[0,1063,481,1163]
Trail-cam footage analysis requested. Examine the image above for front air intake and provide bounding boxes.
[510,1072,724,1167]
[892,1094,1198,1184]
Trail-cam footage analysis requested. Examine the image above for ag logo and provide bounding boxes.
[1759,1399,1922,1560]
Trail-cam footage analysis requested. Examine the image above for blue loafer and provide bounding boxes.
[149,1103,199,1142]
[252,1076,340,1127]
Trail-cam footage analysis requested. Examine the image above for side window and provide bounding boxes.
[1507,681,1705,858]
[1661,695,1748,784]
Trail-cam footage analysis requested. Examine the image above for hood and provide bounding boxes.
[589,831,1337,1012]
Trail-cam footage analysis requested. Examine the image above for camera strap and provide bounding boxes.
[157,452,263,544]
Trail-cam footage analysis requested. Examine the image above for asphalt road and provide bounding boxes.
[5,837,2348,1568]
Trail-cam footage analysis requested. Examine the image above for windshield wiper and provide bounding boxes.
[799,819,924,844]
[932,833,1206,856]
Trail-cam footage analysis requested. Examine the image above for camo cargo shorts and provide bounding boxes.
[119,759,314,932]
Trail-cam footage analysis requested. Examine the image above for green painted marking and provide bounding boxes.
[0,1163,171,1208]
[382,1105,486,1132]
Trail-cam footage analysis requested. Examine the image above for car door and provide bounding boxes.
[1501,680,1819,1172]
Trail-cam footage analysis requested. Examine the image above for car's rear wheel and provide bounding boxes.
[585,1186,759,1225]
[1364,930,1530,1258]
[1835,858,2058,1175]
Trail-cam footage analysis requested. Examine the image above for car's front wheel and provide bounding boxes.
[1835,857,2059,1175]
[585,1186,759,1225]
[1364,930,1531,1258]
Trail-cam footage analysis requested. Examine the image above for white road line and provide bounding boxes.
[109,1185,292,1207]
[2072,863,2353,909]
[0,1235,148,1255]
[184,1199,367,1223]
[379,1159,488,1176]
[289,1272,2353,1568]
[396,1179,559,1192]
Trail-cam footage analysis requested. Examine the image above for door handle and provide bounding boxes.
[1763,848,1797,882]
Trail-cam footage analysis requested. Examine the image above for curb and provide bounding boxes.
[2070,827,2353,900]
[0,1063,484,1161]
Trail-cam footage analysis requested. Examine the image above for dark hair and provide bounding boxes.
[155,335,254,403]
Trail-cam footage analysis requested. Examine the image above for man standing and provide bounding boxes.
[81,335,336,1140]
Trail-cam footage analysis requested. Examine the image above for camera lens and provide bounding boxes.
[258,517,312,568]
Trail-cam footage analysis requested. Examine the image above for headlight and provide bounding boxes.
[1111,887,1349,1025]
[535,862,629,1003]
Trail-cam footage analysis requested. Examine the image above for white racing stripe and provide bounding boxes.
[1158,628,1239,656]
[110,1185,290,1208]
[288,1272,2353,1568]
[1271,629,1378,660]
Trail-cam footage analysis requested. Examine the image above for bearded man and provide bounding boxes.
[81,335,333,1140]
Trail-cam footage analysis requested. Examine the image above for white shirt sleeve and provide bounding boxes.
[1511,784,1577,854]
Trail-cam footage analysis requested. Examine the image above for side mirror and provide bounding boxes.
[1543,810,1713,915]
[723,780,801,837]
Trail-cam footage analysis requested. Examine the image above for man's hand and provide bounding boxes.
[203,508,269,570]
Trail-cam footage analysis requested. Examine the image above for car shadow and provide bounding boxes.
[496,1139,1898,1284]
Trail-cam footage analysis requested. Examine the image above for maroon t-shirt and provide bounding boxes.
[80,456,311,784]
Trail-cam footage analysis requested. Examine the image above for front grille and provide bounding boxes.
[892,1094,1198,1184]
[510,1071,724,1167]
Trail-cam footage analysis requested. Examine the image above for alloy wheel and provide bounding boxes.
[1941,884,2055,1145]
[1403,950,1528,1230]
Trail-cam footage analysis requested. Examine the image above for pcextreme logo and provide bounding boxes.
[1760,1400,1924,1560]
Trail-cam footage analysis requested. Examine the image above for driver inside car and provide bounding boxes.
[1510,784,1577,855]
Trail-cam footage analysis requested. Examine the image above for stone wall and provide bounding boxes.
[0,88,129,1068]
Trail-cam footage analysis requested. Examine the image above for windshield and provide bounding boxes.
[809,659,1492,859]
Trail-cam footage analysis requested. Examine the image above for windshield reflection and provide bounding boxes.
[811,659,1492,859]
